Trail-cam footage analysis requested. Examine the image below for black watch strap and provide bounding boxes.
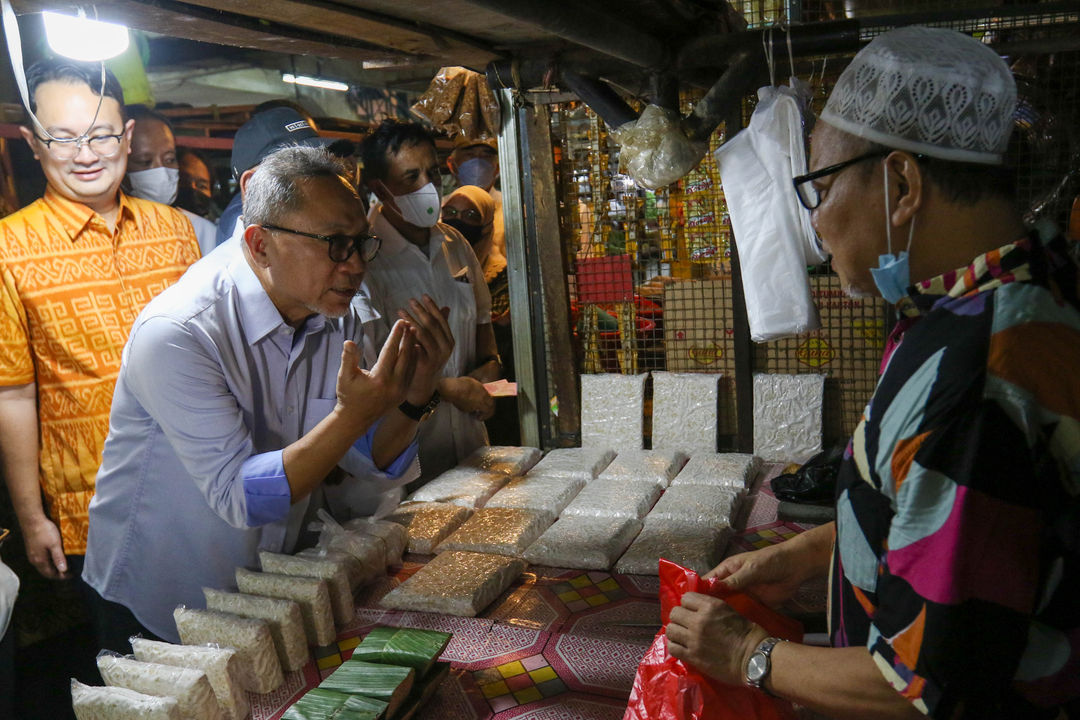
[398,390,440,421]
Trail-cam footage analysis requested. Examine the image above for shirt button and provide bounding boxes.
[287,406,295,414]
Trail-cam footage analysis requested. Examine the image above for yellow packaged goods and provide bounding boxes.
[615,521,732,576]
[71,679,180,720]
[379,550,525,616]
[407,467,509,508]
[202,588,309,673]
[259,551,354,626]
[460,445,543,477]
[476,75,501,137]
[384,501,472,554]
[173,606,284,694]
[129,637,249,720]
[524,515,643,571]
[435,507,554,557]
[96,654,223,720]
[235,567,336,647]
[457,72,479,139]
[410,66,467,125]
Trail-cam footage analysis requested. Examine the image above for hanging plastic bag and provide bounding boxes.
[610,104,709,191]
[623,559,803,720]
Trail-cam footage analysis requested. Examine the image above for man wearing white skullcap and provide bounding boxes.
[664,26,1080,719]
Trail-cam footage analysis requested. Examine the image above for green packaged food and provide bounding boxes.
[319,659,414,718]
[350,627,451,679]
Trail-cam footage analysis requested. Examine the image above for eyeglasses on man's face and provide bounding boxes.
[441,205,483,224]
[35,133,126,160]
[260,224,381,264]
[792,150,891,211]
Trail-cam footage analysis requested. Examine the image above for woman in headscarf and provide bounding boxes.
[441,185,518,444]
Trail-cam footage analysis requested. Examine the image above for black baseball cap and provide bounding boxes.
[230,107,354,178]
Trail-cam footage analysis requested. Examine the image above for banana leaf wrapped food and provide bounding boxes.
[282,687,387,720]
[319,659,414,719]
[349,626,451,679]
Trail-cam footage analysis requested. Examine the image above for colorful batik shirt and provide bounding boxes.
[0,188,200,554]
[829,231,1080,718]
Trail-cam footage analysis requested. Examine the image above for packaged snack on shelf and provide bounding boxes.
[484,474,585,517]
[560,478,661,520]
[669,453,762,491]
[435,507,554,557]
[129,637,249,720]
[597,449,689,488]
[172,606,283,694]
[527,447,616,483]
[202,588,308,672]
[524,515,643,570]
[71,679,180,720]
[96,652,221,720]
[384,502,472,554]
[259,551,354,626]
[235,567,335,646]
[379,550,526,617]
[615,521,732,576]
[407,467,509,508]
[459,445,542,477]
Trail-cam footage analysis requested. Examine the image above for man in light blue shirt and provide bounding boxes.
[83,146,453,647]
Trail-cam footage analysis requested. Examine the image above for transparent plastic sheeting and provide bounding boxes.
[580,373,648,450]
[71,679,181,720]
[670,453,762,491]
[597,448,689,488]
[524,516,643,570]
[645,485,740,528]
[384,501,472,554]
[295,547,370,590]
[96,653,222,720]
[436,507,554,557]
[526,447,616,483]
[560,479,661,520]
[235,568,335,647]
[407,467,509,508]
[485,474,586,517]
[651,372,721,455]
[342,518,408,568]
[202,588,308,673]
[459,445,543,477]
[129,638,249,720]
[714,79,824,341]
[615,522,732,576]
[753,373,826,463]
[609,104,709,191]
[379,550,526,617]
[173,606,283,694]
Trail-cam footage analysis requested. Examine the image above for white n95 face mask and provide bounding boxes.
[128,166,179,205]
[394,182,441,228]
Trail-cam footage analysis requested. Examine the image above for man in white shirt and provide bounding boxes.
[359,121,502,481]
[84,145,453,647]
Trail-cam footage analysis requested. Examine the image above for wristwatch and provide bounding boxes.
[398,390,441,421]
[745,636,782,694]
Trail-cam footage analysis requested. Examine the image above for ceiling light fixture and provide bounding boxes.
[282,73,349,92]
[43,10,130,62]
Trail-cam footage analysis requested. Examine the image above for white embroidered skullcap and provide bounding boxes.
[821,26,1016,165]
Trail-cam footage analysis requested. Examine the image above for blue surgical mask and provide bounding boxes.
[456,157,496,190]
[870,164,916,304]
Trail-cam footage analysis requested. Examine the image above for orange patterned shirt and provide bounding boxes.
[0,187,200,554]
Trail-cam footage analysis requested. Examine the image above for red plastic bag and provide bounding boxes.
[623,559,803,720]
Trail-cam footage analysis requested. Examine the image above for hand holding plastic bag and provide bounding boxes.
[624,559,802,720]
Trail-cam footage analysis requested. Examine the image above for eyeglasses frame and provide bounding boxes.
[34,132,127,159]
[791,150,892,211]
[260,223,381,263]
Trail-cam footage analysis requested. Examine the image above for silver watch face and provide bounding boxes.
[747,651,769,682]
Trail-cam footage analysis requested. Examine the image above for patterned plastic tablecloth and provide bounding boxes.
[251,463,826,720]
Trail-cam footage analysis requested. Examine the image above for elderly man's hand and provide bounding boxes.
[440,376,496,420]
[666,592,770,686]
[336,320,415,423]
[396,294,455,406]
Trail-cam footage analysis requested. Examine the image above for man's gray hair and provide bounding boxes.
[243,145,355,227]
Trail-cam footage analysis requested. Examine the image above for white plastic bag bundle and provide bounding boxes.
[713,77,824,341]
[753,373,826,462]
[610,104,708,190]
